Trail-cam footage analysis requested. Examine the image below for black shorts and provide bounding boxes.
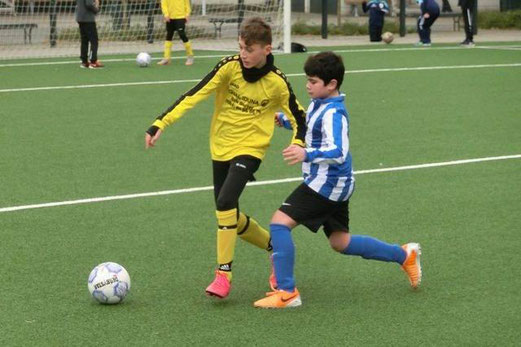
[279,183,350,237]
[165,19,189,42]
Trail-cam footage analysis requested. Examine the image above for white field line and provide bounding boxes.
[1,44,519,68]
[0,54,231,68]
[1,154,520,214]
[2,62,521,93]
[476,46,521,51]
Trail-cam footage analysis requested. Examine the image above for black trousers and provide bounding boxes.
[212,156,261,212]
[369,25,383,42]
[78,22,99,63]
[417,13,439,43]
[165,18,189,42]
[461,3,475,41]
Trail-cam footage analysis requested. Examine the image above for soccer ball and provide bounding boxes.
[88,262,131,304]
[382,32,394,44]
[136,52,151,67]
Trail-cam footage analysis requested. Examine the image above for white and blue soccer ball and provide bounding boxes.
[88,262,131,304]
[136,52,151,67]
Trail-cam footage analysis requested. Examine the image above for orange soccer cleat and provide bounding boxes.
[253,288,302,309]
[401,243,422,289]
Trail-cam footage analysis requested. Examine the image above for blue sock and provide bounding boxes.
[270,223,295,292]
[342,235,406,264]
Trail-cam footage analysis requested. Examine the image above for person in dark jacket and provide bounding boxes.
[75,0,103,68]
[415,0,440,46]
[459,0,476,46]
[362,0,390,42]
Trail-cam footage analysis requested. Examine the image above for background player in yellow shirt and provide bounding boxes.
[158,0,194,66]
[145,17,307,299]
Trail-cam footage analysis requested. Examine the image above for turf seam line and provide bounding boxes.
[1,154,519,213]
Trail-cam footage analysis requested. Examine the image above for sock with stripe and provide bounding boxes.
[342,235,406,264]
[237,213,272,251]
[216,208,238,281]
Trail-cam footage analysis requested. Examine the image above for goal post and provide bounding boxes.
[0,0,292,60]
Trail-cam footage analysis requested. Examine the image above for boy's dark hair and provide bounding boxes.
[239,17,272,46]
[304,51,345,89]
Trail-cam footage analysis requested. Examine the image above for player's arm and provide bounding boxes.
[145,60,229,148]
[275,112,293,130]
[160,0,169,21]
[380,0,390,13]
[278,81,307,147]
[305,110,349,164]
[185,0,191,17]
[85,0,100,13]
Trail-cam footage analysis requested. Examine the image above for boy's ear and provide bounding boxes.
[264,44,272,55]
[328,79,338,90]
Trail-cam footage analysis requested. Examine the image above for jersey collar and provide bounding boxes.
[312,94,345,105]
[240,54,275,83]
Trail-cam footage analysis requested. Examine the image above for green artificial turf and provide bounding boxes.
[1,43,520,345]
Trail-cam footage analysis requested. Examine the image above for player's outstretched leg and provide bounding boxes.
[401,243,422,288]
[337,234,422,288]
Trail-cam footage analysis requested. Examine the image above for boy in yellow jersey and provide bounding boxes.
[145,17,307,299]
[157,0,194,66]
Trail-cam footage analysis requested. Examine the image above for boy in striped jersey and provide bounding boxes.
[254,52,422,309]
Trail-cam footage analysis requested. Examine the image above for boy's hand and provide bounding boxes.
[145,129,162,149]
[423,13,430,18]
[275,112,292,130]
[163,16,170,22]
[282,145,306,165]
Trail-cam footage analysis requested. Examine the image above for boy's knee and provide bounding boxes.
[329,232,350,253]
[270,210,297,228]
[216,196,236,211]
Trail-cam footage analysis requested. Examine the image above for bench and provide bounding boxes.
[208,17,241,38]
[208,16,272,38]
[439,12,462,31]
[400,11,461,31]
[0,23,38,43]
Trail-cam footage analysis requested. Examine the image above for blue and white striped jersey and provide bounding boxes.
[302,94,354,202]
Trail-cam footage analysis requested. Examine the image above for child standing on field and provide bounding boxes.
[158,0,194,66]
[416,0,440,46]
[362,0,390,42]
[145,17,307,300]
[253,52,422,309]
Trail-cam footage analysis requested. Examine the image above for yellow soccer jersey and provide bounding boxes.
[160,0,190,19]
[151,55,307,161]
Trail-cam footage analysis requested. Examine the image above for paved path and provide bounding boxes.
[295,29,521,47]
